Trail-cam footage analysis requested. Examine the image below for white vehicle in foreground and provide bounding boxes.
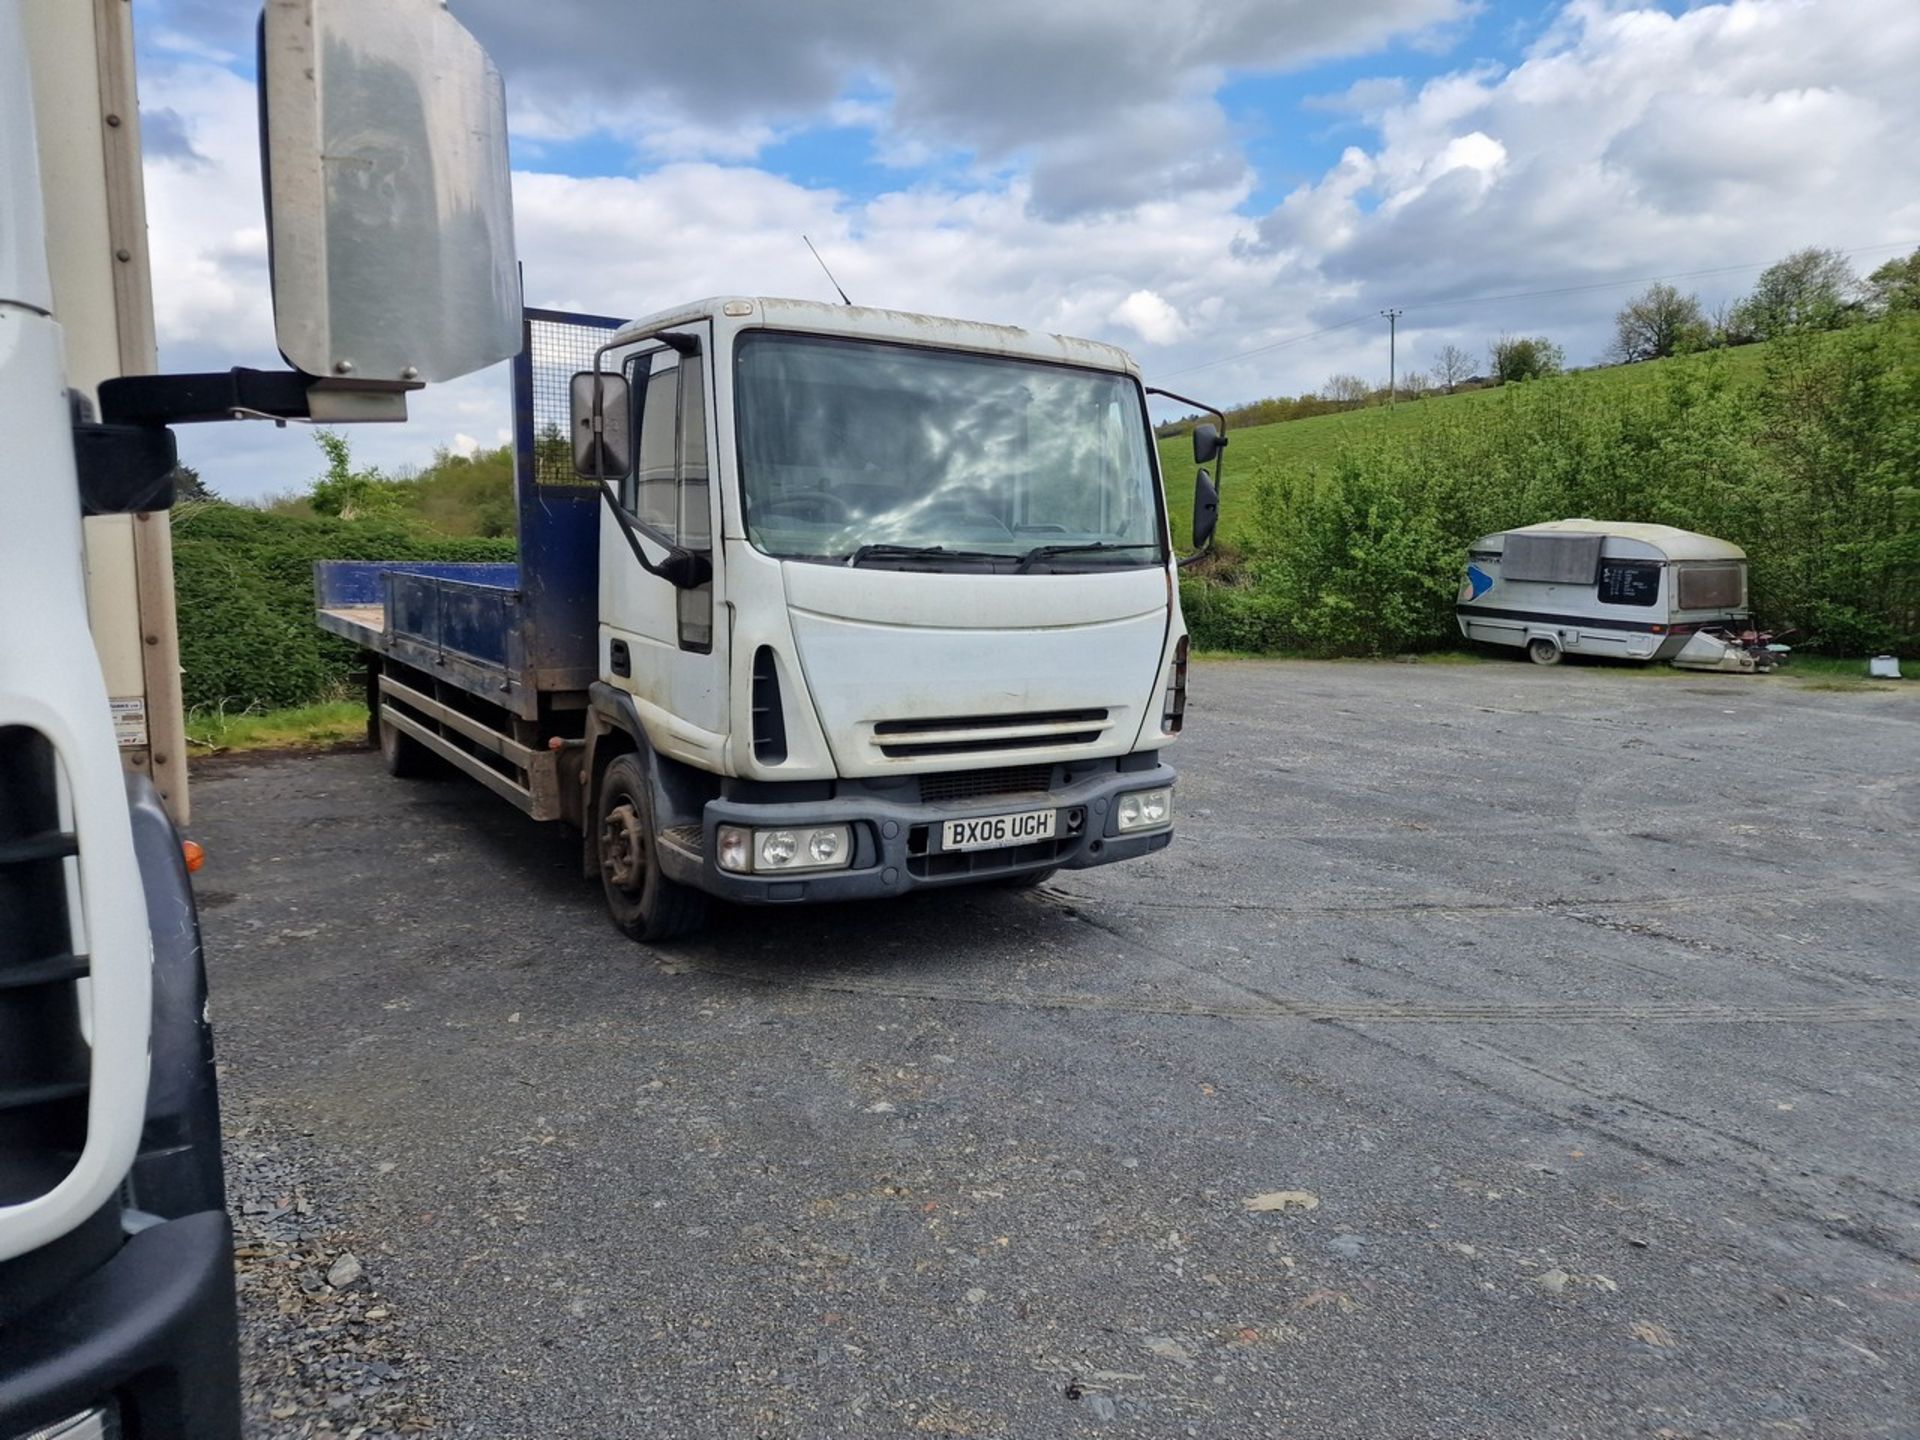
[3,1,520,1433]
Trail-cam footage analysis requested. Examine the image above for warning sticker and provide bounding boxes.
[111,696,148,748]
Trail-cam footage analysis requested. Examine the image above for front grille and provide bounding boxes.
[907,835,1074,880]
[0,725,90,1206]
[873,708,1110,760]
[918,764,1056,805]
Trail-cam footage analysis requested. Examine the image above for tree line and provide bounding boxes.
[1158,244,1920,436]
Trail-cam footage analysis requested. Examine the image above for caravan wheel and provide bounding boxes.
[1526,637,1562,666]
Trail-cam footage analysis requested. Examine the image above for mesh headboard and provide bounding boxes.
[517,308,628,490]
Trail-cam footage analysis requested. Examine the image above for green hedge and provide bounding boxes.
[171,505,514,712]
[1184,317,1918,657]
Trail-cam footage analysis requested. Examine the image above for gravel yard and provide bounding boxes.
[192,659,1920,1438]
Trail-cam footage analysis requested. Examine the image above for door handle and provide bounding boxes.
[609,639,631,677]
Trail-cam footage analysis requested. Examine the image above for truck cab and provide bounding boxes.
[322,298,1219,939]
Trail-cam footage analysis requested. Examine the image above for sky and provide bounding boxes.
[133,0,1920,500]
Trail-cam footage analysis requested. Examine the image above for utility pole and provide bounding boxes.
[1381,308,1403,409]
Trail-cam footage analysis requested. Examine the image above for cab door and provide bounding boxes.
[599,322,727,753]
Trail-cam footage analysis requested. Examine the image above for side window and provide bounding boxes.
[631,363,679,537]
[1597,561,1661,607]
[677,355,711,552]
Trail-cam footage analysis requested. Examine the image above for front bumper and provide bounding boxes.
[0,1211,240,1440]
[664,758,1177,903]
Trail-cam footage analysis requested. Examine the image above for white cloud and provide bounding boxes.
[153,0,1469,216]
[1255,0,1920,372]
[1112,290,1190,346]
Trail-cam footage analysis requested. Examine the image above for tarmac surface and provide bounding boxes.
[191,659,1920,1439]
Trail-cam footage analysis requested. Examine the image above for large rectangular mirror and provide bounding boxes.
[261,0,521,387]
[571,371,632,479]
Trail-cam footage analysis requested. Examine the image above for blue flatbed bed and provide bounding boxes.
[315,559,578,720]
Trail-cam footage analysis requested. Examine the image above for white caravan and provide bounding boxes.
[1456,519,1749,666]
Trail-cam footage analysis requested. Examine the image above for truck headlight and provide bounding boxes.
[1115,786,1172,833]
[721,824,853,874]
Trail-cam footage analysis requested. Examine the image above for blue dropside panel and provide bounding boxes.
[387,572,520,669]
[315,560,519,609]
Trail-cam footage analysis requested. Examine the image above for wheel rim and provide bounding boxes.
[601,797,647,894]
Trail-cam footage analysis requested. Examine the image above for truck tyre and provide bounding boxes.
[1526,637,1562,666]
[378,707,439,777]
[596,752,708,943]
[367,661,439,777]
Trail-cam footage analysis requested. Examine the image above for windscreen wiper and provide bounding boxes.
[1015,541,1161,573]
[844,543,1008,568]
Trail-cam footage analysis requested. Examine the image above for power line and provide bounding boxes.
[1156,238,1915,383]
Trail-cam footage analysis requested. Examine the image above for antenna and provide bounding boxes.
[803,235,853,306]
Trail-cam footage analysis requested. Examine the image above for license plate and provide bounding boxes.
[941,808,1057,852]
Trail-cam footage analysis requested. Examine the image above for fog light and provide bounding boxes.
[1115,786,1173,833]
[808,829,841,864]
[717,824,751,873]
[760,830,798,868]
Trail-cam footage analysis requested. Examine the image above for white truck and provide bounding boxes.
[319,299,1226,940]
[2,2,521,1434]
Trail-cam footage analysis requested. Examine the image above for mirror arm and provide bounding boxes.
[593,479,712,590]
[1144,385,1224,428]
[1148,385,1227,564]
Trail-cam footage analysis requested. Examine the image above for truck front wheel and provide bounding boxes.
[596,752,707,943]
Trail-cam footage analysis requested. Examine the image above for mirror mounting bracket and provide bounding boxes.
[96,367,419,428]
[72,366,420,517]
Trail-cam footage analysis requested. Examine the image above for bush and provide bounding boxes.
[171,504,514,713]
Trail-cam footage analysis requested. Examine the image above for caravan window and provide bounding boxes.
[1676,563,1744,611]
[1597,562,1660,607]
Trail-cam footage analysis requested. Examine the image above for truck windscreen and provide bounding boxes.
[734,333,1163,568]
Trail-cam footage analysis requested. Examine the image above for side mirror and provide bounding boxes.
[1191,469,1220,553]
[1192,422,1227,466]
[261,0,521,387]
[571,371,631,479]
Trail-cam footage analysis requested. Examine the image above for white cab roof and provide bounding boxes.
[607,296,1141,375]
[1480,518,1746,563]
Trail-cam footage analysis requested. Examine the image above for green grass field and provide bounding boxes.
[1155,343,1775,550]
[186,700,368,755]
